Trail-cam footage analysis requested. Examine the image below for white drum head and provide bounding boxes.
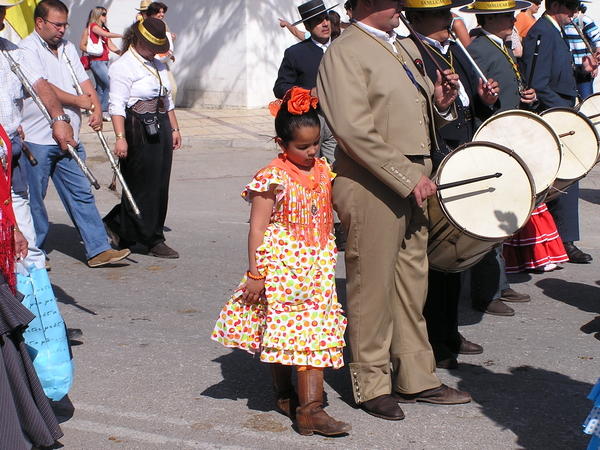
[540,108,599,181]
[578,92,600,131]
[436,142,535,239]
[473,110,561,196]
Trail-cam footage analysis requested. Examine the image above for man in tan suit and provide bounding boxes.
[317,0,471,420]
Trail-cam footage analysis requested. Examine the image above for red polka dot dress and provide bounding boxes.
[212,157,347,368]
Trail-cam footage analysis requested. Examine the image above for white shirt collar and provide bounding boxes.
[418,32,450,54]
[481,29,505,47]
[33,30,64,56]
[311,37,331,52]
[355,20,398,52]
[545,13,563,35]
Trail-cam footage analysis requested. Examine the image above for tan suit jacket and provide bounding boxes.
[317,23,449,402]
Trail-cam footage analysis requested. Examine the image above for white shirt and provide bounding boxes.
[0,38,42,137]
[19,32,88,145]
[108,47,174,117]
[355,20,398,53]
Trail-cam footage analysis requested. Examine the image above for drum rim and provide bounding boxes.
[540,106,600,181]
[433,140,536,241]
[473,109,562,194]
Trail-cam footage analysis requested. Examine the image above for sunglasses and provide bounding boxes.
[101,12,107,16]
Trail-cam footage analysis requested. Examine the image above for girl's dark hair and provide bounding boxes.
[147,2,168,16]
[329,10,341,40]
[274,102,320,145]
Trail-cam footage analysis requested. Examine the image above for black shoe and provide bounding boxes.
[148,242,179,259]
[67,328,83,341]
[431,342,458,369]
[473,299,515,316]
[564,242,592,264]
[361,395,404,420]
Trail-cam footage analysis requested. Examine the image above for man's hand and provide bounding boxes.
[582,54,598,74]
[74,93,93,111]
[88,108,102,131]
[14,229,28,261]
[51,121,76,152]
[519,87,537,104]
[478,78,499,106]
[412,174,437,208]
[434,69,460,112]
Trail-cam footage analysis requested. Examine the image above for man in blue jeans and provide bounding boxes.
[19,0,130,268]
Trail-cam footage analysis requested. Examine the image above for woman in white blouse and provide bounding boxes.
[103,17,181,259]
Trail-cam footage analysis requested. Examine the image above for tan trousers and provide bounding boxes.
[333,157,440,404]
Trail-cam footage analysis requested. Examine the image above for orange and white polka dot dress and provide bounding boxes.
[212,158,347,369]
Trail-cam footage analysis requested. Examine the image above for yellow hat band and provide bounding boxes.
[470,0,517,10]
[138,21,166,46]
[405,0,453,8]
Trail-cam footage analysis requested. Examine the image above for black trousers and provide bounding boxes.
[104,110,173,248]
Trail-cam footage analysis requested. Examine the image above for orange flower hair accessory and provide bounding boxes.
[268,87,318,117]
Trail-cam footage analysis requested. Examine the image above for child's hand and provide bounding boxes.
[239,279,265,304]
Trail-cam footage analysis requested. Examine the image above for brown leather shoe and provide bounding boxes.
[361,395,405,420]
[474,299,514,316]
[395,384,471,405]
[500,288,531,303]
[446,334,483,355]
[148,242,179,259]
[270,364,299,419]
[87,248,131,267]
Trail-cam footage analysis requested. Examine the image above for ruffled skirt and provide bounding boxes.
[503,204,568,273]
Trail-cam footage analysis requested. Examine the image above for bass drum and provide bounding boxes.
[540,107,600,202]
[428,141,535,273]
[473,109,560,204]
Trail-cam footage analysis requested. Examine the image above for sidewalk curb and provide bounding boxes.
[79,135,277,150]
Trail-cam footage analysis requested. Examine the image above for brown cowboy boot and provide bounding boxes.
[296,368,351,436]
[270,363,299,419]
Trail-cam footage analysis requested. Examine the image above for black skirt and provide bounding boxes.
[0,282,63,449]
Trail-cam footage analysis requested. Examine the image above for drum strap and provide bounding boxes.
[485,36,523,90]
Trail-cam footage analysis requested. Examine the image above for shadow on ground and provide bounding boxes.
[456,364,592,449]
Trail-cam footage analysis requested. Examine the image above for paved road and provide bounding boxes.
[41,140,599,450]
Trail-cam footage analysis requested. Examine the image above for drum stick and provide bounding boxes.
[437,172,502,191]
[526,35,542,89]
[448,29,497,97]
[399,14,452,84]
[21,142,38,166]
[584,111,600,120]
[558,130,576,138]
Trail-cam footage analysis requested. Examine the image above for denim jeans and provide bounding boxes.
[90,59,109,112]
[25,141,111,260]
[577,81,594,101]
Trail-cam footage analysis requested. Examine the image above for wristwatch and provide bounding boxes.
[50,114,71,126]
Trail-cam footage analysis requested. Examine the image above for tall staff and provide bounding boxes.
[0,47,100,190]
[63,51,142,219]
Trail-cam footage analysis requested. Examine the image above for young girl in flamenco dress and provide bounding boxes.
[211,87,350,437]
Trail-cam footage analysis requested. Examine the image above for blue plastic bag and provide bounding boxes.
[17,265,74,401]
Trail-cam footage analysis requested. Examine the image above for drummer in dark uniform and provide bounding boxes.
[403,0,499,369]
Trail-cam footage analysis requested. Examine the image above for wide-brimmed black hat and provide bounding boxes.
[135,17,170,54]
[460,0,533,13]
[404,0,473,11]
[291,0,339,26]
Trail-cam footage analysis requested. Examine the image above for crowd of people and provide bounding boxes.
[212,0,600,443]
[0,0,180,448]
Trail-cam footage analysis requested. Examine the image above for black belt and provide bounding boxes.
[406,155,431,162]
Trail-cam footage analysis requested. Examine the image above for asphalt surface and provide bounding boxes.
[40,138,600,450]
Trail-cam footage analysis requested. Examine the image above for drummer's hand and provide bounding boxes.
[478,78,499,106]
[412,175,437,208]
[434,69,459,112]
[519,87,537,104]
[582,55,598,73]
[51,121,76,153]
